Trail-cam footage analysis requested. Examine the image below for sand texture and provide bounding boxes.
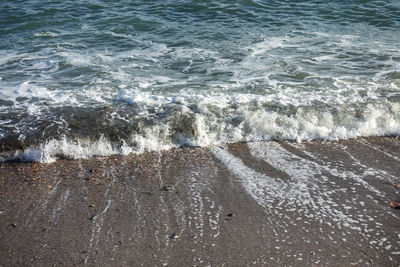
[1,137,400,266]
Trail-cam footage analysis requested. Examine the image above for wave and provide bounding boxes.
[6,96,400,163]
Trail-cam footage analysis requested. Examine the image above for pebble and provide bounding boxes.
[161,185,173,191]
[169,233,179,239]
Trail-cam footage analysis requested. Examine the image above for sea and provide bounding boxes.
[1,0,400,162]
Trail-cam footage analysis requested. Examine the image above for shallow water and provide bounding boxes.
[1,0,400,161]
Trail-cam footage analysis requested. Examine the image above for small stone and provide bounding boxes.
[389,201,400,209]
[89,204,95,208]
[169,233,179,239]
[227,213,235,217]
[10,223,16,228]
[161,185,173,191]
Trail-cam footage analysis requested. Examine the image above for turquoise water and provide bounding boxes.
[1,1,400,161]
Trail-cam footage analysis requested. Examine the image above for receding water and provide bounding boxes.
[1,0,400,161]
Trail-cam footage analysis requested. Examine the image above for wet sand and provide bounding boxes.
[0,137,400,266]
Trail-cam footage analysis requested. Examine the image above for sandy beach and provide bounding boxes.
[0,137,400,266]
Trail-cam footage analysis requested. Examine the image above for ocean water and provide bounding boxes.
[1,0,400,162]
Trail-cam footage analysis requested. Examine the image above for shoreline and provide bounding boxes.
[3,135,400,164]
[1,136,400,265]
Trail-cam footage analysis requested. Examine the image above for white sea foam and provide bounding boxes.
[6,88,400,162]
[33,31,59,37]
[114,88,400,139]
[116,89,168,106]
[212,145,360,229]
[11,132,174,163]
